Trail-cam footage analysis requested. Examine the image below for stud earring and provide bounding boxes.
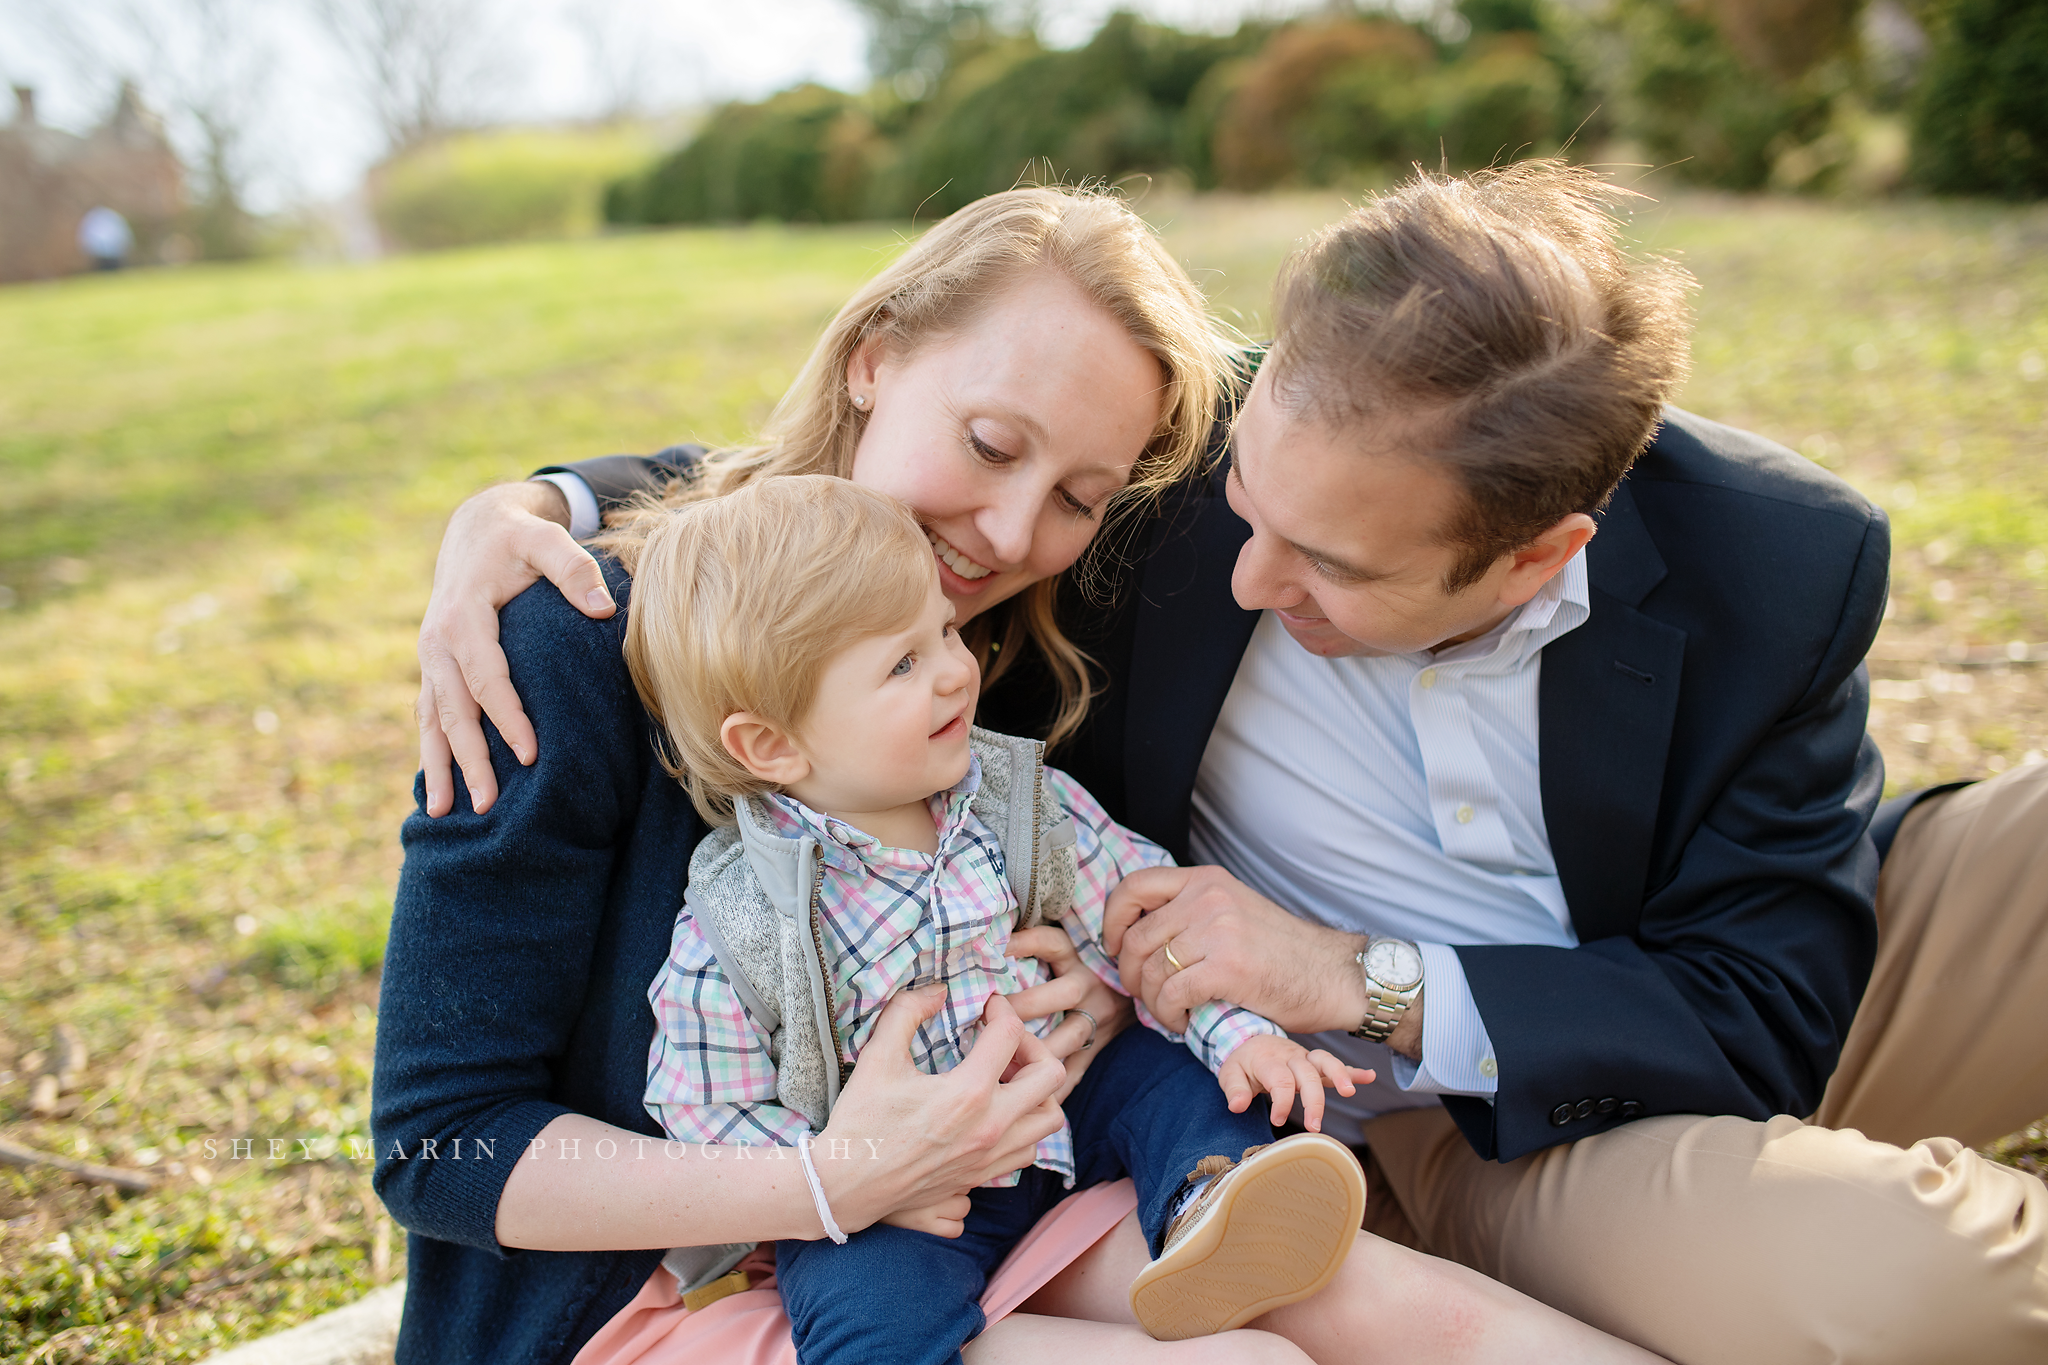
[851,393,868,408]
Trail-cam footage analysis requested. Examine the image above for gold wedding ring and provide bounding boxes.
[1164,942,1187,974]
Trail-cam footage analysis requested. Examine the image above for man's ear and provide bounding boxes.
[1497,513,1596,609]
[721,713,812,786]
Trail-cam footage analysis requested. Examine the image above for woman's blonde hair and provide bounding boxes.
[624,476,936,825]
[596,184,1232,749]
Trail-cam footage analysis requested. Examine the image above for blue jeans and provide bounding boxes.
[776,1026,1273,1365]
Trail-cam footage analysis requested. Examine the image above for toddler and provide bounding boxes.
[624,476,1373,1363]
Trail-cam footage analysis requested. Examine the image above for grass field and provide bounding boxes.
[3,187,2045,1361]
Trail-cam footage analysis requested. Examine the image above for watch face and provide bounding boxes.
[1365,939,1423,990]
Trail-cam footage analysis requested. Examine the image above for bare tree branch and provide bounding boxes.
[307,0,507,153]
[560,0,654,121]
[21,0,275,255]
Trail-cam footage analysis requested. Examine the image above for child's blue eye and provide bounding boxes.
[891,654,914,677]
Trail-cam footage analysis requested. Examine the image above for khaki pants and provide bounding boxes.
[1359,761,2048,1364]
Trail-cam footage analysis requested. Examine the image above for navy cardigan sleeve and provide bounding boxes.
[373,557,699,1363]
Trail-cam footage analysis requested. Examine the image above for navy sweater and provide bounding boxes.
[374,556,705,1365]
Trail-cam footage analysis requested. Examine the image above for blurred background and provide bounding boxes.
[2,2,2044,1361]
[2,0,2043,270]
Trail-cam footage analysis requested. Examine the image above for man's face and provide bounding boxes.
[1225,372,1533,658]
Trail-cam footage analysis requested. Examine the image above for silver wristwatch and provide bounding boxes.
[1351,936,1424,1043]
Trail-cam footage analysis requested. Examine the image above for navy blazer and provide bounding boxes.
[1011,407,1890,1162]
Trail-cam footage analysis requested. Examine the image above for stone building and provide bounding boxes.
[0,83,185,283]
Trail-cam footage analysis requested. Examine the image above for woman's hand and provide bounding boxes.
[1003,925,1135,1101]
[817,985,1065,1235]
[416,481,619,817]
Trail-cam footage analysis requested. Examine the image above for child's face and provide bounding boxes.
[792,577,981,813]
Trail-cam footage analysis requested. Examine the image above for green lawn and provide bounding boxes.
[3,189,2045,1361]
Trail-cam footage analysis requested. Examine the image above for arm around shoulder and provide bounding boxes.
[377,559,657,1249]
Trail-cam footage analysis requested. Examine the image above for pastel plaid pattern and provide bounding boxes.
[645,762,1283,1180]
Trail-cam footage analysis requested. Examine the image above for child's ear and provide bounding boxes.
[722,713,811,786]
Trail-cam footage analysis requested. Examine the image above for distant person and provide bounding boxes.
[77,207,132,272]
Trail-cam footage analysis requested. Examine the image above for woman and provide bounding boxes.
[382,186,1666,1365]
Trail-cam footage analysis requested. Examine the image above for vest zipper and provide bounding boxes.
[1023,742,1046,922]
[806,858,852,1088]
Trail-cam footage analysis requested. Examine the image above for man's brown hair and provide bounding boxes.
[1266,160,1695,591]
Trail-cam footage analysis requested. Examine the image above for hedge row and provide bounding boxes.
[604,1,2046,225]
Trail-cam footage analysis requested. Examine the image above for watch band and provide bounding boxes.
[1351,938,1424,1044]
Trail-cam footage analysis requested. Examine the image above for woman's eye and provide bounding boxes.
[891,654,915,677]
[1057,487,1097,519]
[966,432,1016,466]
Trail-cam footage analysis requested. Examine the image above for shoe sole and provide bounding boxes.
[1128,1133,1367,1341]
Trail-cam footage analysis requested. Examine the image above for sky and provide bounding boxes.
[0,0,1332,212]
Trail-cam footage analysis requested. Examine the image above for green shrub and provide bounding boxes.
[617,15,1269,223]
[1548,0,1848,192]
[373,126,660,251]
[1209,20,1437,190]
[608,84,888,224]
[1909,0,2048,197]
[1202,20,1568,190]
[890,26,1173,216]
[1426,35,1568,168]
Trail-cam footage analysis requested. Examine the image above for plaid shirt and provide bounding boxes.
[645,760,1283,1183]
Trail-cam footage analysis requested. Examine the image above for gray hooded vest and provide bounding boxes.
[660,726,1078,1294]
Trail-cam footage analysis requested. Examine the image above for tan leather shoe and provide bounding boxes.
[1128,1132,1367,1341]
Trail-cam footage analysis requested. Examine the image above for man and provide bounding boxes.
[418,163,2048,1360]
[1054,163,2048,1362]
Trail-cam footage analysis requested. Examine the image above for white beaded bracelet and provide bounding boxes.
[797,1136,848,1245]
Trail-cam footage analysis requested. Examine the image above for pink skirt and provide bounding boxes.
[571,1179,1139,1365]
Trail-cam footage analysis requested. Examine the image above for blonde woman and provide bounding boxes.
[379,187,1667,1365]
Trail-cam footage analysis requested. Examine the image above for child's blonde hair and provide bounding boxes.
[624,475,937,824]
[595,184,1238,750]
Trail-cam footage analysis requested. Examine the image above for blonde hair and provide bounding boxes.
[624,476,936,824]
[596,184,1233,749]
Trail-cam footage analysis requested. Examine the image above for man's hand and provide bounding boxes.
[1216,1034,1375,1131]
[416,480,618,817]
[1104,864,1372,1036]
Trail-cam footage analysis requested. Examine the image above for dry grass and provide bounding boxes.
[2,188,2044,1360]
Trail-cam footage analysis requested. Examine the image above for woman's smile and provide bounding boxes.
[927,528,995,582]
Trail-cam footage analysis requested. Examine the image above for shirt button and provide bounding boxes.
[1479,1057,1497,1078]
[1456,804,1475,824]
[1418,668,1437,689]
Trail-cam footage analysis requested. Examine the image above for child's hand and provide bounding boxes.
[1218,1035,1376,1133]
[882,1192,972,1238]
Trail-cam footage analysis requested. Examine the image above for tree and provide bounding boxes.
[560,0,656,121]
[24,0,274,257]
[308,0,508,153]
[845,0,1039,87]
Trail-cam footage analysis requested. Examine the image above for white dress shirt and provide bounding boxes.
[535,471,604,541]
[1188,551,1591,1136]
